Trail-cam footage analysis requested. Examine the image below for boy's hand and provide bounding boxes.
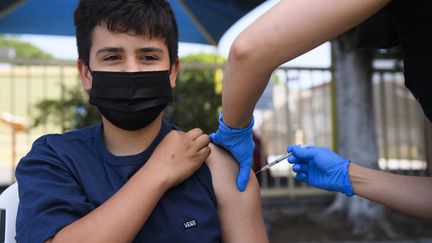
[147,128,211,188]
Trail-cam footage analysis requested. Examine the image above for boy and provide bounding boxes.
[15,0,268,242]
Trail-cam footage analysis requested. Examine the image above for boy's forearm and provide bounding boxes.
[49,166,168,243]
[349,163,432,219]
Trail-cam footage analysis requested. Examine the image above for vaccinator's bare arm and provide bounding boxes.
[349,163,432,220]
[222,0,391,128]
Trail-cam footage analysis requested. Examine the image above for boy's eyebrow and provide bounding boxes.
[95,47,164,55]
[96,47,123,56]
[136,47,164,54]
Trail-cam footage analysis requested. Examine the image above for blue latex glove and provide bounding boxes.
[210,112,255,192]
[287,145,354,196]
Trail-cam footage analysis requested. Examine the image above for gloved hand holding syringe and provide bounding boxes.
[256,145,354,197]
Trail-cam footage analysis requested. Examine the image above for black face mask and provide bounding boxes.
[89,70,173,131]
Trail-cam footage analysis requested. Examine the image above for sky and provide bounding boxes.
[15,0,330,67]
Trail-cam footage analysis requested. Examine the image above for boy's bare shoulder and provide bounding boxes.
[205,143,239,179]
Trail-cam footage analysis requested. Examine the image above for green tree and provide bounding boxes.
[0,36,53,59]
[165,53,224,134]
[33,84,100,131]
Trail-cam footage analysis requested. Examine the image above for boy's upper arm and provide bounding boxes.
[206,144,268,243]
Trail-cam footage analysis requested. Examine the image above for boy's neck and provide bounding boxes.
[102,114,164,156]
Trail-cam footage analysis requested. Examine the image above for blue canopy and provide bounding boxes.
[0,0,264,45]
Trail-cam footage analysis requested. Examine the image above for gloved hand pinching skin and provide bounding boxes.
[209,112,255,192]
[287,145,354,196]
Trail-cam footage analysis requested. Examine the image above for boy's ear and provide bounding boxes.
[169,58,179,88]
[77,59,92,92]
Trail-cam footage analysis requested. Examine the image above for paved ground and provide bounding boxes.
[263,196,432,243]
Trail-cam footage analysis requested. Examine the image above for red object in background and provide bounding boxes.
[252,132,271,179]
[252,132,262,171]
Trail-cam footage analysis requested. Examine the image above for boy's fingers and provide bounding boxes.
[194,134,211,149]
[186,128,204,139]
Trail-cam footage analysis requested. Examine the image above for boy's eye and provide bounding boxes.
[104,55,120,61]
[141,55,157,61]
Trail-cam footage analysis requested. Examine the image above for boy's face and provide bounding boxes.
[78,24,179,91]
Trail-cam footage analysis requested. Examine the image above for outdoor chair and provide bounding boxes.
[0,183,18,243]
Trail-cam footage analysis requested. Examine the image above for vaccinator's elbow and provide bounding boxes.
[228,36,254,64]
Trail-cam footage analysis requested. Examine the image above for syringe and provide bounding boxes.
[255,152,292,174]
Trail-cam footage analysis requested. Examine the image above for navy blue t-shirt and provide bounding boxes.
[15,121,221,243]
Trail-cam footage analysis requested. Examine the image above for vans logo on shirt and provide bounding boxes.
[183,219,197,229]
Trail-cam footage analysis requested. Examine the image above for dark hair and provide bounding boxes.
[74,0,179,66]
